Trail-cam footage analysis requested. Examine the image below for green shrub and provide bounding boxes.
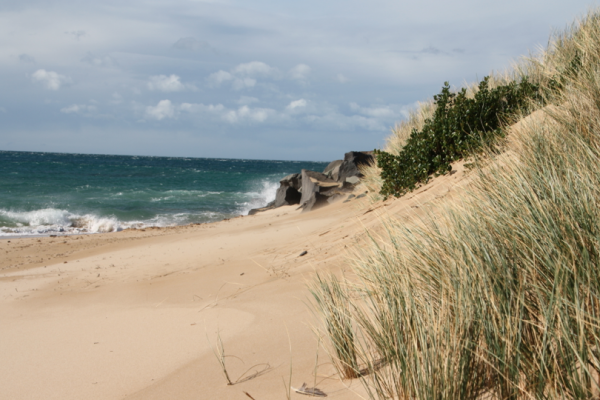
[375,76,540,198]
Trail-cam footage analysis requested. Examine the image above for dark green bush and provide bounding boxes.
[375,76,540,199]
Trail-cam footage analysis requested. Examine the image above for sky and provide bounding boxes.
[1,0,598,161]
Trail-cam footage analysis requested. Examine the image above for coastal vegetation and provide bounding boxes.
[312,9,600,399]
[375,76,540,199]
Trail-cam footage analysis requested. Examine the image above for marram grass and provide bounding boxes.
[312,8,600,399]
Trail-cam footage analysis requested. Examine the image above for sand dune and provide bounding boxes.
[0,161,471,399]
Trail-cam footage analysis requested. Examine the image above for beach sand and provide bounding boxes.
[0,161,471,400]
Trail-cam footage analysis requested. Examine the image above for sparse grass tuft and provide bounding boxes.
[208,330,234,385]
[310,273,359,380]
[207,330,272,387]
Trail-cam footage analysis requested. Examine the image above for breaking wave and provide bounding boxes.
[0,208,123,236]
[0,208,230,237]
[237,179,280,215]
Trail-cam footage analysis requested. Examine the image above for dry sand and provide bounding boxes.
[0,161,472,400]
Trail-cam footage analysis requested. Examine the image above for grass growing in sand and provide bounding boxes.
[313,9,600,399]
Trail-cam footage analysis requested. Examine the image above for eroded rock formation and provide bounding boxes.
[248,151,374,215]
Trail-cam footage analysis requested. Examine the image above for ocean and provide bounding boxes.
[0,150,329,236]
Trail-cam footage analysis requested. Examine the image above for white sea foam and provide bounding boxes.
[238,179,280,215]
[0,208,73,227]
[0,207,230,237]
[71,215,122,233]
[0,208,124,236]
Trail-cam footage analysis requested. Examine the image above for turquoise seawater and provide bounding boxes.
[0,151,328,236]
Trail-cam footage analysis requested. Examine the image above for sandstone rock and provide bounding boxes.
[337,151,374,183]
[299,169,341,213]
[280,173,302,191]
[274,185,301,207]
[299,170,340,205]
[323,160,343,181]
[345,176,360,185]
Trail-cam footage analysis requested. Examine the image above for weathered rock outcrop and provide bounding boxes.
[337,151,374,183]
[248,150,374,215]
[299,170,341,212]
[323,159,343,181]
[299,170,338,203]
[274,173,302,207]
[280,173,302,191]
[275,186,302,207]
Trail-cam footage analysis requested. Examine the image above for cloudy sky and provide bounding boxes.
[1,0,598,161]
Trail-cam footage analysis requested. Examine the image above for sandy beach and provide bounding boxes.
[0,161,470,400]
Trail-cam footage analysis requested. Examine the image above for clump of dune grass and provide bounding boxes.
[312,9,600,399]
[309,273,359,379]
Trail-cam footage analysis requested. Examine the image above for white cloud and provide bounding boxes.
[147,75,186,92]
[179,102,274,124]
[177,98,400,130]
[303,111,391,132]
[336,73,349,83]
[141,96,411,132]
[208,70,233,86]
[145,100,175,120]
[232,105,270,122]
[32,69,71,90]
[60,104,97,114]
[350,102,396,118]
[286,99,307,110]
[232,61,276,77]
[232,77,256,90]
[208,71,256,90]
[208,62,279,90]
[180,102,225,113]
[289,64,311,81]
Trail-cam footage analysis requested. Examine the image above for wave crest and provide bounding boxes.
[238,179,280,215]
[0,208,122,236]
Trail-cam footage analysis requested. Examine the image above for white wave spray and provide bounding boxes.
[238,179,280,215]
[0,208,124,236]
